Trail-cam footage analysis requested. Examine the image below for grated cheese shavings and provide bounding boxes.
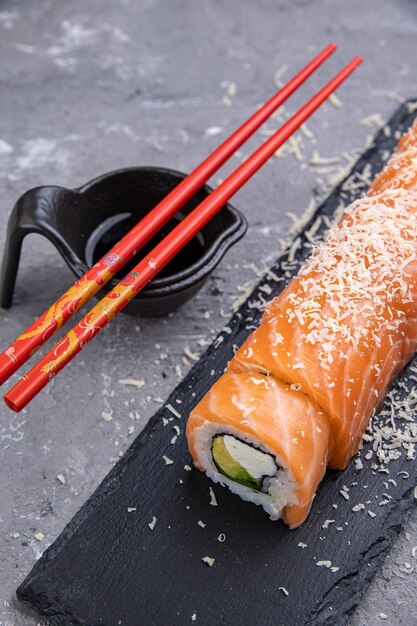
[329,93,342,108]
[184,346,200,362]
[166,404,181,419]
[209,487,218,506]
[118,378,145,388]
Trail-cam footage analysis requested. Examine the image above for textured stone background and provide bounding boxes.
[0,0,417,624]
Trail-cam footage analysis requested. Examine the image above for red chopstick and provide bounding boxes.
[4,55,363,412]
[0,44,337,388]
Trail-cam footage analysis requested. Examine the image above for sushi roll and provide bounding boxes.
[186,125,417,527]
[368,119,417,195]
[186,371,331,528]
[395,117,417,154]
[231,189,417,469]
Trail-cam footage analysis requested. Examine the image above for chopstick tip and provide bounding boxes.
[350,56,364,68]
[3,394,20,413]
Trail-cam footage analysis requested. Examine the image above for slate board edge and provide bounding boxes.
[15,100,417,625]
[310,483,416,625]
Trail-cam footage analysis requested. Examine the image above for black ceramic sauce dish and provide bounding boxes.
[0,167,247,316]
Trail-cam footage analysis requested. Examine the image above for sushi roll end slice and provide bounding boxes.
[187,371,331,528]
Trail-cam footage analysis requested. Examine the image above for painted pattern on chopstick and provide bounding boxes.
[39,275,136,375]
[7,253,120,344]
[20,262,117,340]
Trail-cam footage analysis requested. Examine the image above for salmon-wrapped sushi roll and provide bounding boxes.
[395,117,417,154]
[186,371,331,528]
[231,190,417,469]
[369,148,417,195]
[187,125,417,527]
[369,119,417,195]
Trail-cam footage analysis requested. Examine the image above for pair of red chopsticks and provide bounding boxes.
[0,44,362,412]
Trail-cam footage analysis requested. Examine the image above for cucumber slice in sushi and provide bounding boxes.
[212,434,277,491]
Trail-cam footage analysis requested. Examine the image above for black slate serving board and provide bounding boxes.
[17,102,417,626]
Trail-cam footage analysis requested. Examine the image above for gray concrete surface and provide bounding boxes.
[0,0,417,624]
